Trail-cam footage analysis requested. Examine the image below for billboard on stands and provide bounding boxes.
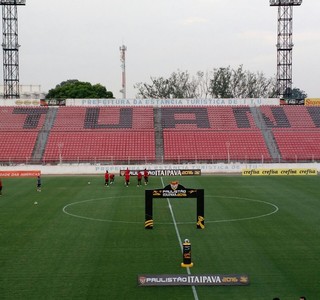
[305,98,320,106]
[40,99,66,106]
[279,98,304,105]
[0,99,40,106]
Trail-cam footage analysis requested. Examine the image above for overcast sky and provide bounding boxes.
[13,0,320,98]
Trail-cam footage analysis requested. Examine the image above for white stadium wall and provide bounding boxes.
[0,163,318,175]
[0,97,279,107]
[66,98,280,107]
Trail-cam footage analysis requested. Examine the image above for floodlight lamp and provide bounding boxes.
[290,0,302,5]
[270,0,302,6]
[0,0,26,5]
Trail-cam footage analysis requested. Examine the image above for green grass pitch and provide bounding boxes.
[0,175,319,300]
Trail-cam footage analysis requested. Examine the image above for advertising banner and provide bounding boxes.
[0,170,41,177]
[145,182,204,229]
[304,98,320,106]
[40,99,66,106]
[138,274,249,286]
[119,169,201,176]
[66,98,279,107]
[242,168,317,176]
[286,99,305,105]
[0,99,40,106]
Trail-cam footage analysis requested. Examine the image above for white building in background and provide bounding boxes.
[0,85,47,99]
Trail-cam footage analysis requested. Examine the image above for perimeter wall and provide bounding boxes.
[0,163,318,175]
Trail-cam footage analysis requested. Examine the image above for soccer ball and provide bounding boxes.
[88,182,91,185]
[34,201,38,205]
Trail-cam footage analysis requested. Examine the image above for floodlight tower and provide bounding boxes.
[270,0,302,99]
[119,44,127,99]
[0,0,25,99]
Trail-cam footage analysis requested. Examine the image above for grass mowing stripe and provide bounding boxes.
[0,175,319,299]
[161,177,199,300]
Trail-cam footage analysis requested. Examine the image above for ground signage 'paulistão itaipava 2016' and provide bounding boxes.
[138,274,249,286]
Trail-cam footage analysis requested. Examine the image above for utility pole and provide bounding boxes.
[119,45,127,99]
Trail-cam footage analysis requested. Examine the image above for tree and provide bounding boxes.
[209,65,277,98]
[195,71,211,99]
[289,88,308,99]
[134,66,278,99]
[209,67,233,98]
[134,70,201,99]
[46,80,114,99]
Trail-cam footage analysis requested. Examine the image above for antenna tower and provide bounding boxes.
[119,45,127,99]
[270,0,302,99]
[0,0,25,99]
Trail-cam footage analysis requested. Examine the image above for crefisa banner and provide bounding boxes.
[242,168,317,176]
[138,274,249,286]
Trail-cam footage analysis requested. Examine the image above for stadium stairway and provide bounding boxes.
[153,107,164,163]
[250,106,280,162]
[31,107,59,163]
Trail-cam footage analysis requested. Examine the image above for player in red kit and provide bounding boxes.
[125,168,130,176]
[144,168,149,185]
[109,173,115,184]
[104,171,110,187]
[124,171,130,187]
[137,171,142,187]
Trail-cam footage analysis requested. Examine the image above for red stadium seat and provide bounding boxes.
[1,105,320,164]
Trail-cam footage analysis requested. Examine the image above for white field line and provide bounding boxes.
[161,177,199,300]
[62,195,279,225]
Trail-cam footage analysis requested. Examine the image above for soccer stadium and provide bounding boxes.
[1,98,320,300]
[1,1,320,300]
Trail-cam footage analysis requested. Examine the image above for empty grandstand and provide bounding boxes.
[1,102,320,165]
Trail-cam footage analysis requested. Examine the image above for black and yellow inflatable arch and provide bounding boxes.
[145,181,204,229]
